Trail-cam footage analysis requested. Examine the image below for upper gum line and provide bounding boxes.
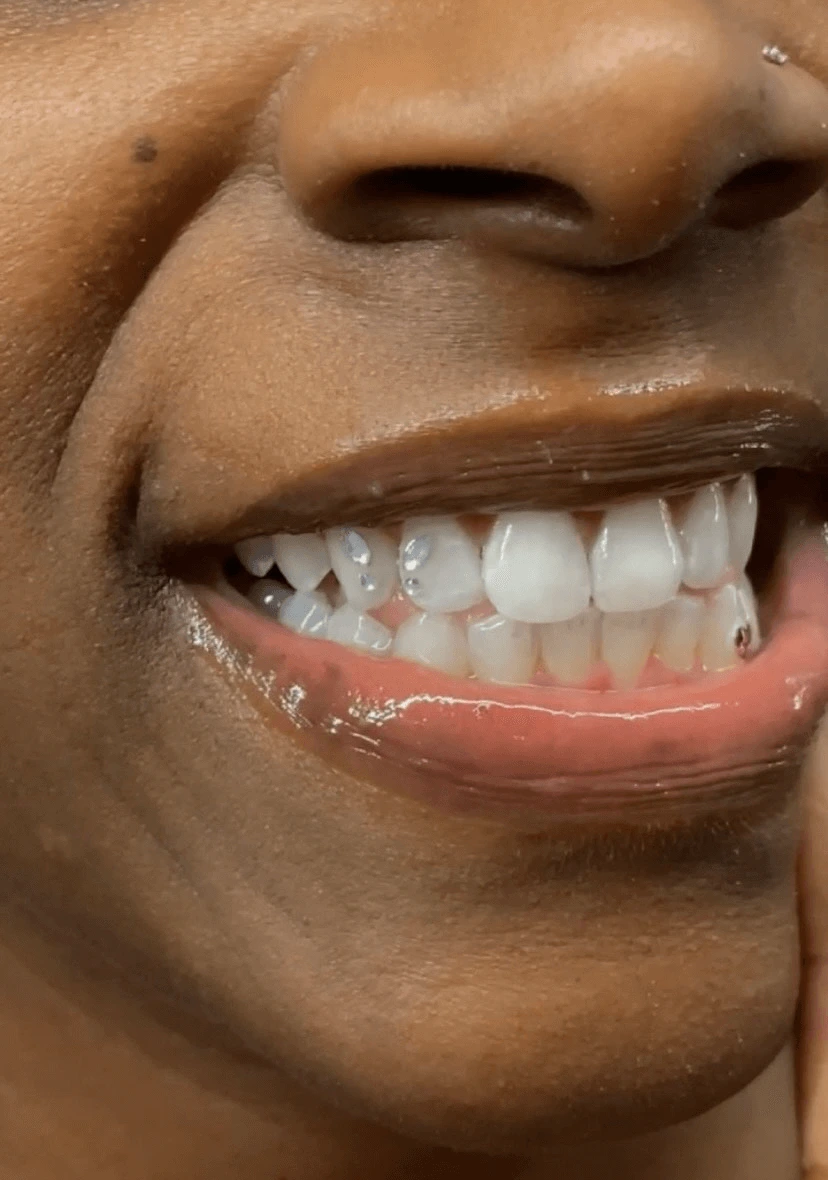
[226,476,763,689]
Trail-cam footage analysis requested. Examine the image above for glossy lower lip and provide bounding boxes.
[189,537,828,826]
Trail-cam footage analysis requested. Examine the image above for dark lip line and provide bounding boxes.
[146,383,827,549]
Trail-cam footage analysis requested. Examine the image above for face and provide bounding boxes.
[1,0,827,1155]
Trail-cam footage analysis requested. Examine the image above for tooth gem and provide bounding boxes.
[342,529,372,566]
[402,535,432,573]
[359,574,377,591]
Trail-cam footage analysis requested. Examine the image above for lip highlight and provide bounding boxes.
[188,531,828,826]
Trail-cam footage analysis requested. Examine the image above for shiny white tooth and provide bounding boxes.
[678,483,729,589]
[540,607,601,686]
[601,609,661,690]
[727,474,758,572]
[277,590,331,638]
[272,533,331,592]
[736,574,761,650]
[482,511,591,624]
[399,516,485,613]
[327,604,392,655]
[248,579,293,618]
[467,614,536,684]
[655,594,704,673]
[591,497,683,613]
[235,535,276,578]
[393,613,470,675]
[325,527,398,610]
[699,582,753,672]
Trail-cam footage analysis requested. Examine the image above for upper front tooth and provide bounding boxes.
[482,511,591,624]
[235,535,276,578]
[273,533,332,591]
[591,497,683,613]
[678,483,729,589]
[325,527,398,610]
[399,516,485,613]
[727,474,758,572]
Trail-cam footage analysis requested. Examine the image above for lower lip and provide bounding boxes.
[192,539,828,825]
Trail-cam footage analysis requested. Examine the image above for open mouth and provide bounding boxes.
[169,396,828,826]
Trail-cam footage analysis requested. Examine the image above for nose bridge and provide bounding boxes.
[278,0,828,266]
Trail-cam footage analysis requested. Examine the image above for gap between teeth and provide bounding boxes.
[232,475,762,688]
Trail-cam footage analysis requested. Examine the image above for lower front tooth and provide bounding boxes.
[541,607,600,686]
[655,594,704,673]
[699,582,753,671]
[601,609,661,690]
[467,614,536,684]
[393,613,470,676]
[278,590,332,638]
[327,605,393,655]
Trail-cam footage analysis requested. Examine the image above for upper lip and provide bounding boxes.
[137,381,828,553]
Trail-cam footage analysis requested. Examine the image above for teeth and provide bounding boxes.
[272,533,332,592]
[601,609,661,690]
[248,579,293,618]
[541,607,601,686]
[678,483,729,589]
[325,527,398,610]
[727,474,758,572]
[655,594,704,673]
[467,614,536,684]
[482,511,591,624]
[737,574,761,649]
[327,604,393,655]
[277,590,331,638]
[399,516,485,613]
[591,497,683,613]
[699,582,754,672]
[235,535,276,578]
[394,613,470,676]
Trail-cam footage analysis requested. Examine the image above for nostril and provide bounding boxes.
[342,165,593,234]
[711,156,828,229]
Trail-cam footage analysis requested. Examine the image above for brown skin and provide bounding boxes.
[0,0,827,1176]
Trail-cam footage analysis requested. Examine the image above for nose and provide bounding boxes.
[278,2,828,267]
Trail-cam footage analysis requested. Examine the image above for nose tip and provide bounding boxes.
[278,14,828,267]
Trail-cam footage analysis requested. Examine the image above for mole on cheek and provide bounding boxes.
[132,136,159,164]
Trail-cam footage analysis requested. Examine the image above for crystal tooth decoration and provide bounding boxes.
[325,526,398,610]
[277,590,331,638]
[399,516,485,614]
[235,535,276,578]
[591,497,683,614]
[541,607,601,686]
[678,483,729,590]
[326,604,393,655]
[727,474,758,573]
[467,614,536,684]
[393,612,470,676]
[482,510,591,624]
[272,533,332,592]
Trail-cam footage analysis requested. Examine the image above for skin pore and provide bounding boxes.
[0,0,827,1177]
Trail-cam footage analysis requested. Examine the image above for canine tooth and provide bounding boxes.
[326,527,397,610]
[482,511,591,624]
[699,582,753,671]
[248,579,293,618]
[277,590,331,638]
[272,533,331,591]
[393,613,470,675]
[655,594,704,672]
[399,516,485,613]
[728,474,758,572]
[679,483,729,589]
[235,535,275,578]
[591,497,683,613]
[541,607,601,686]
[327,604,393,655]
[467,614,536,684]
[601,609,661,690]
